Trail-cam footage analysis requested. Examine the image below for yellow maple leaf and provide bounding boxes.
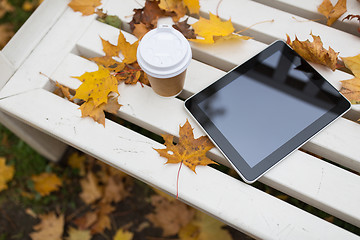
[66,227,91,240]
[72,65,119,107]
[191,13,250,44]
[183,0,200,15]
[286,33,339,71]
[31,173,62,196]
[67,152,87,176]
[318,0,347,26]
[89,56,125,73]
[117,31,139,64]
[342,54,360,78]
[30,212,64,240]
[154,119,217,173]
[179,211,232,240]
[113,229,134,240]
[68,0,101,16]
[0,157,14,192]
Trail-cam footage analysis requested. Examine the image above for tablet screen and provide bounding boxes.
[185,41,350,183]
[197,50,333,168]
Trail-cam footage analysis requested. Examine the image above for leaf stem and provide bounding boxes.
[235,19,274,34]
[176,161,183,199]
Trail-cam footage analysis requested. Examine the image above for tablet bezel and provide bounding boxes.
[185,40,351,183]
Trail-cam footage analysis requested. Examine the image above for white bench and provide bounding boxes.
[1,0,360,238]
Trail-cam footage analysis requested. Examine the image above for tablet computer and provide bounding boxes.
[185,40,351,183]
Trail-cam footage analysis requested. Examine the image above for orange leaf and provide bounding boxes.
[191,12,251,44]
[132,22,150,39]
[0,157,14,192]
[91,202,115,234]
[286,33,339,71]
[72,65,119,107]
[79,97,121,126]
[341,53,360,78]
[154,119,217,173]
[117,31,139,64]
[68,0,101,16]
[31,173,62,196]
[30,213,64,240]
[159,0,186,22]
[318,0,347,26]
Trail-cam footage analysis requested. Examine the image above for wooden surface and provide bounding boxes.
[0,0,359,238]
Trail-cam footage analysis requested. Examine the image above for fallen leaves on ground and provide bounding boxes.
[68,0,101,16]
[0,157,14,192]
[31,172,62,196]
[179,211,232,240]
[318,0,347,26]
[67,151,87,176]
[286,33,339,71]
[154,119,217,173]
[147,195,195,236]
[66,227,91,240]
[0,0,14,18]
[29,213,64,240]
[79,172,103,205]
[343,14,360,33]
[191,12,252,44]
[0,23,14,49]
[113,229,134,240]
[340,53,360,103]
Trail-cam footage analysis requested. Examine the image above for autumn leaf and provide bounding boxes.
[179,211,232,240]
[79,96,122,126]
[159,0,186,22]
[68,0,101,16]
[66,227,91,240]
[30,213,64,240]
[154,119,217,173]
[0,0,14,18]
[0,23,14,49]
[73,211,98,230]
[146,195,195,236]
[67,152,87,176]
[96,9,122,29]
[286,33,339,71]
[113,229,134,240]
[79,172,102,205]
[318,0,347,26]
[183,0,200,15]
[342,54,360,78]
[340,78,360,104]
[54,82,72,101]
[173,18,197,39]
[0,157,14,192]
[191,12,251,44]
[89,56,125,73]
[132,22,150,39]
[31,173,62,196]
[72,65,119,107]
[91,202,115,234]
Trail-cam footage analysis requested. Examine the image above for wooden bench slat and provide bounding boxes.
[0,88,358,240]
[250,0,360,36]
[52,53,360,227]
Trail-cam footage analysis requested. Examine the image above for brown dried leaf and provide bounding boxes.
[0,23,14,49]
[0,0,14,18]
[91,202,115,234]
[173,18,197,39]
[147,195,195,236]
[340,77,360,104]
[79,172,102,205]
[132,22,150,39]
[30,213,64,240]
[286,33,339,71]
[343,14,360,33]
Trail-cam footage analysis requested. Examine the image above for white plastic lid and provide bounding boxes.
[137,25,192,79]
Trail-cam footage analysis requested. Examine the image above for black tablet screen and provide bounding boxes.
[197,50,334,168]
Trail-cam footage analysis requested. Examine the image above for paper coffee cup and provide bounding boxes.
[137,25,192,97]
